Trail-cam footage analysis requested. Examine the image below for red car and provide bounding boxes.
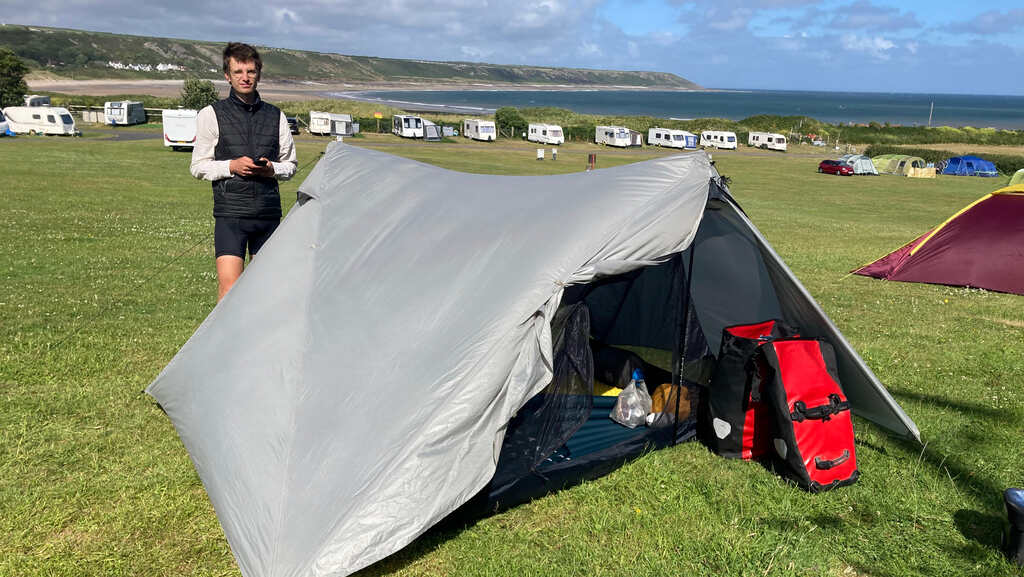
[818,159,854,175]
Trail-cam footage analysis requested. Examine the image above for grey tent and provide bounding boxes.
[423,120,442,141]
[147,144,918,577]
[838,153,879,175]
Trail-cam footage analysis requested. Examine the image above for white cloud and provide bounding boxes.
[840,34,895,60]
[947,9,1024,35]
[828,0,922,31]
[576,40,602,58]
[272,8,300,33]
[460,45,493,60]
[706,7,753,31]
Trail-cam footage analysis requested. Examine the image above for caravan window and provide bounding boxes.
[33,114,41,120]
[778,137,785,143]
[47,115,56,123]
[673,134,683,141]
[480,125,494,133]
[414,118,422,128]
[727,136,736,142]
[61,114,73,125]
[404,118,411,128]
[551,129,561,137]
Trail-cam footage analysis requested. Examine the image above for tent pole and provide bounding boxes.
[671,245,696,445]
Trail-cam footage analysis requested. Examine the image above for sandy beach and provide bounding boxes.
[27,77,698,102]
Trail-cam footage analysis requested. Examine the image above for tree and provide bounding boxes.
[180,77,219,110]
[495,106,527,139]
[0,48,29,108]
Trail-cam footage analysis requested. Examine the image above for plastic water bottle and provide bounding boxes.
[632,368,646,393]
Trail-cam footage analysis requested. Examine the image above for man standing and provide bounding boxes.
[190,42,297,301]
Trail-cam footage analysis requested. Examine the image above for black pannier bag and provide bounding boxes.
[759,338,859,492]
[700,319,797,460]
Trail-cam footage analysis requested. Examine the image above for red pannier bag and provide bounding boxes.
[759,339,859,492]
[701,319,797,460]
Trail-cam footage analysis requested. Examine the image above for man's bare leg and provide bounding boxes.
[216,255,245,301]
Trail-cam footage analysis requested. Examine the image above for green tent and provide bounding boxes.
[1010,169,1024,186]
[872,154,927,176]
[871,154,901,173]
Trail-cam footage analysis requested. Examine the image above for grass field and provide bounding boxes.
[2,127,1023,577]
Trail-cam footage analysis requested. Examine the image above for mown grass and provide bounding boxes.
[1,129,1022,577]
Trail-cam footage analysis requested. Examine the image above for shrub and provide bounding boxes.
[180,77,218,110]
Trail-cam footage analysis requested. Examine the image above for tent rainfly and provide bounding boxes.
[148,144,919,577]
[872,154,932,177]
[854,184,1024,294]
[941,155,999,177]
[838,154,879,175]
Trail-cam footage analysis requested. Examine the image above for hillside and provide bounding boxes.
[0,24,700,89]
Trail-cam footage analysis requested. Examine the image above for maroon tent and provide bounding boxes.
[853,185,1024,295]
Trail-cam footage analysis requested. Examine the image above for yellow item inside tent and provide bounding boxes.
[593,381,623,397]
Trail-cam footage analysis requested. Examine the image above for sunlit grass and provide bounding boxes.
[1,129,1022,577]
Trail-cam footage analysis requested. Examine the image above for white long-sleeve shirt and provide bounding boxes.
[189,105,297,182]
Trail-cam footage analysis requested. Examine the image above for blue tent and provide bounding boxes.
[941,155,998,177]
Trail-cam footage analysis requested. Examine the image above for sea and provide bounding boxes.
[330,89,1024,130]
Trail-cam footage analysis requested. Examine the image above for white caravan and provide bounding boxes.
[23,94,51,107]
[393,114,424,138]
[700,130,737,150]
[595,125,632,147]
[309,111,355,136]
[648,128,698,149]
[0,109,8,136]
[162,109,198,150]
[527,123,564,145]
[104,101,146,125]
[748,131,787,152]
[463,119,497,141]
[2,106,77,135]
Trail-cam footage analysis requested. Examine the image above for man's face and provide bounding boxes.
[225,57,259,96]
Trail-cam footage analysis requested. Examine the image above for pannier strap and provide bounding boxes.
[790,394,849,422]
[814,450,851,470]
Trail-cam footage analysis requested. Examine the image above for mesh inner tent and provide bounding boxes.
[489,302,594,490]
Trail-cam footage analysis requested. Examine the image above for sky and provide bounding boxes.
[4,0,1024,95]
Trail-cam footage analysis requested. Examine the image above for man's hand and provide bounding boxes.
[229,156,275,178]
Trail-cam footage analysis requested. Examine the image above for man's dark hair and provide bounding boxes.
[222,42,263,74]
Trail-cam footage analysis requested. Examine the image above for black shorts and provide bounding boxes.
[214,217,280,259]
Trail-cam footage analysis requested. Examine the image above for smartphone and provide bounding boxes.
[253,158,268,167]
